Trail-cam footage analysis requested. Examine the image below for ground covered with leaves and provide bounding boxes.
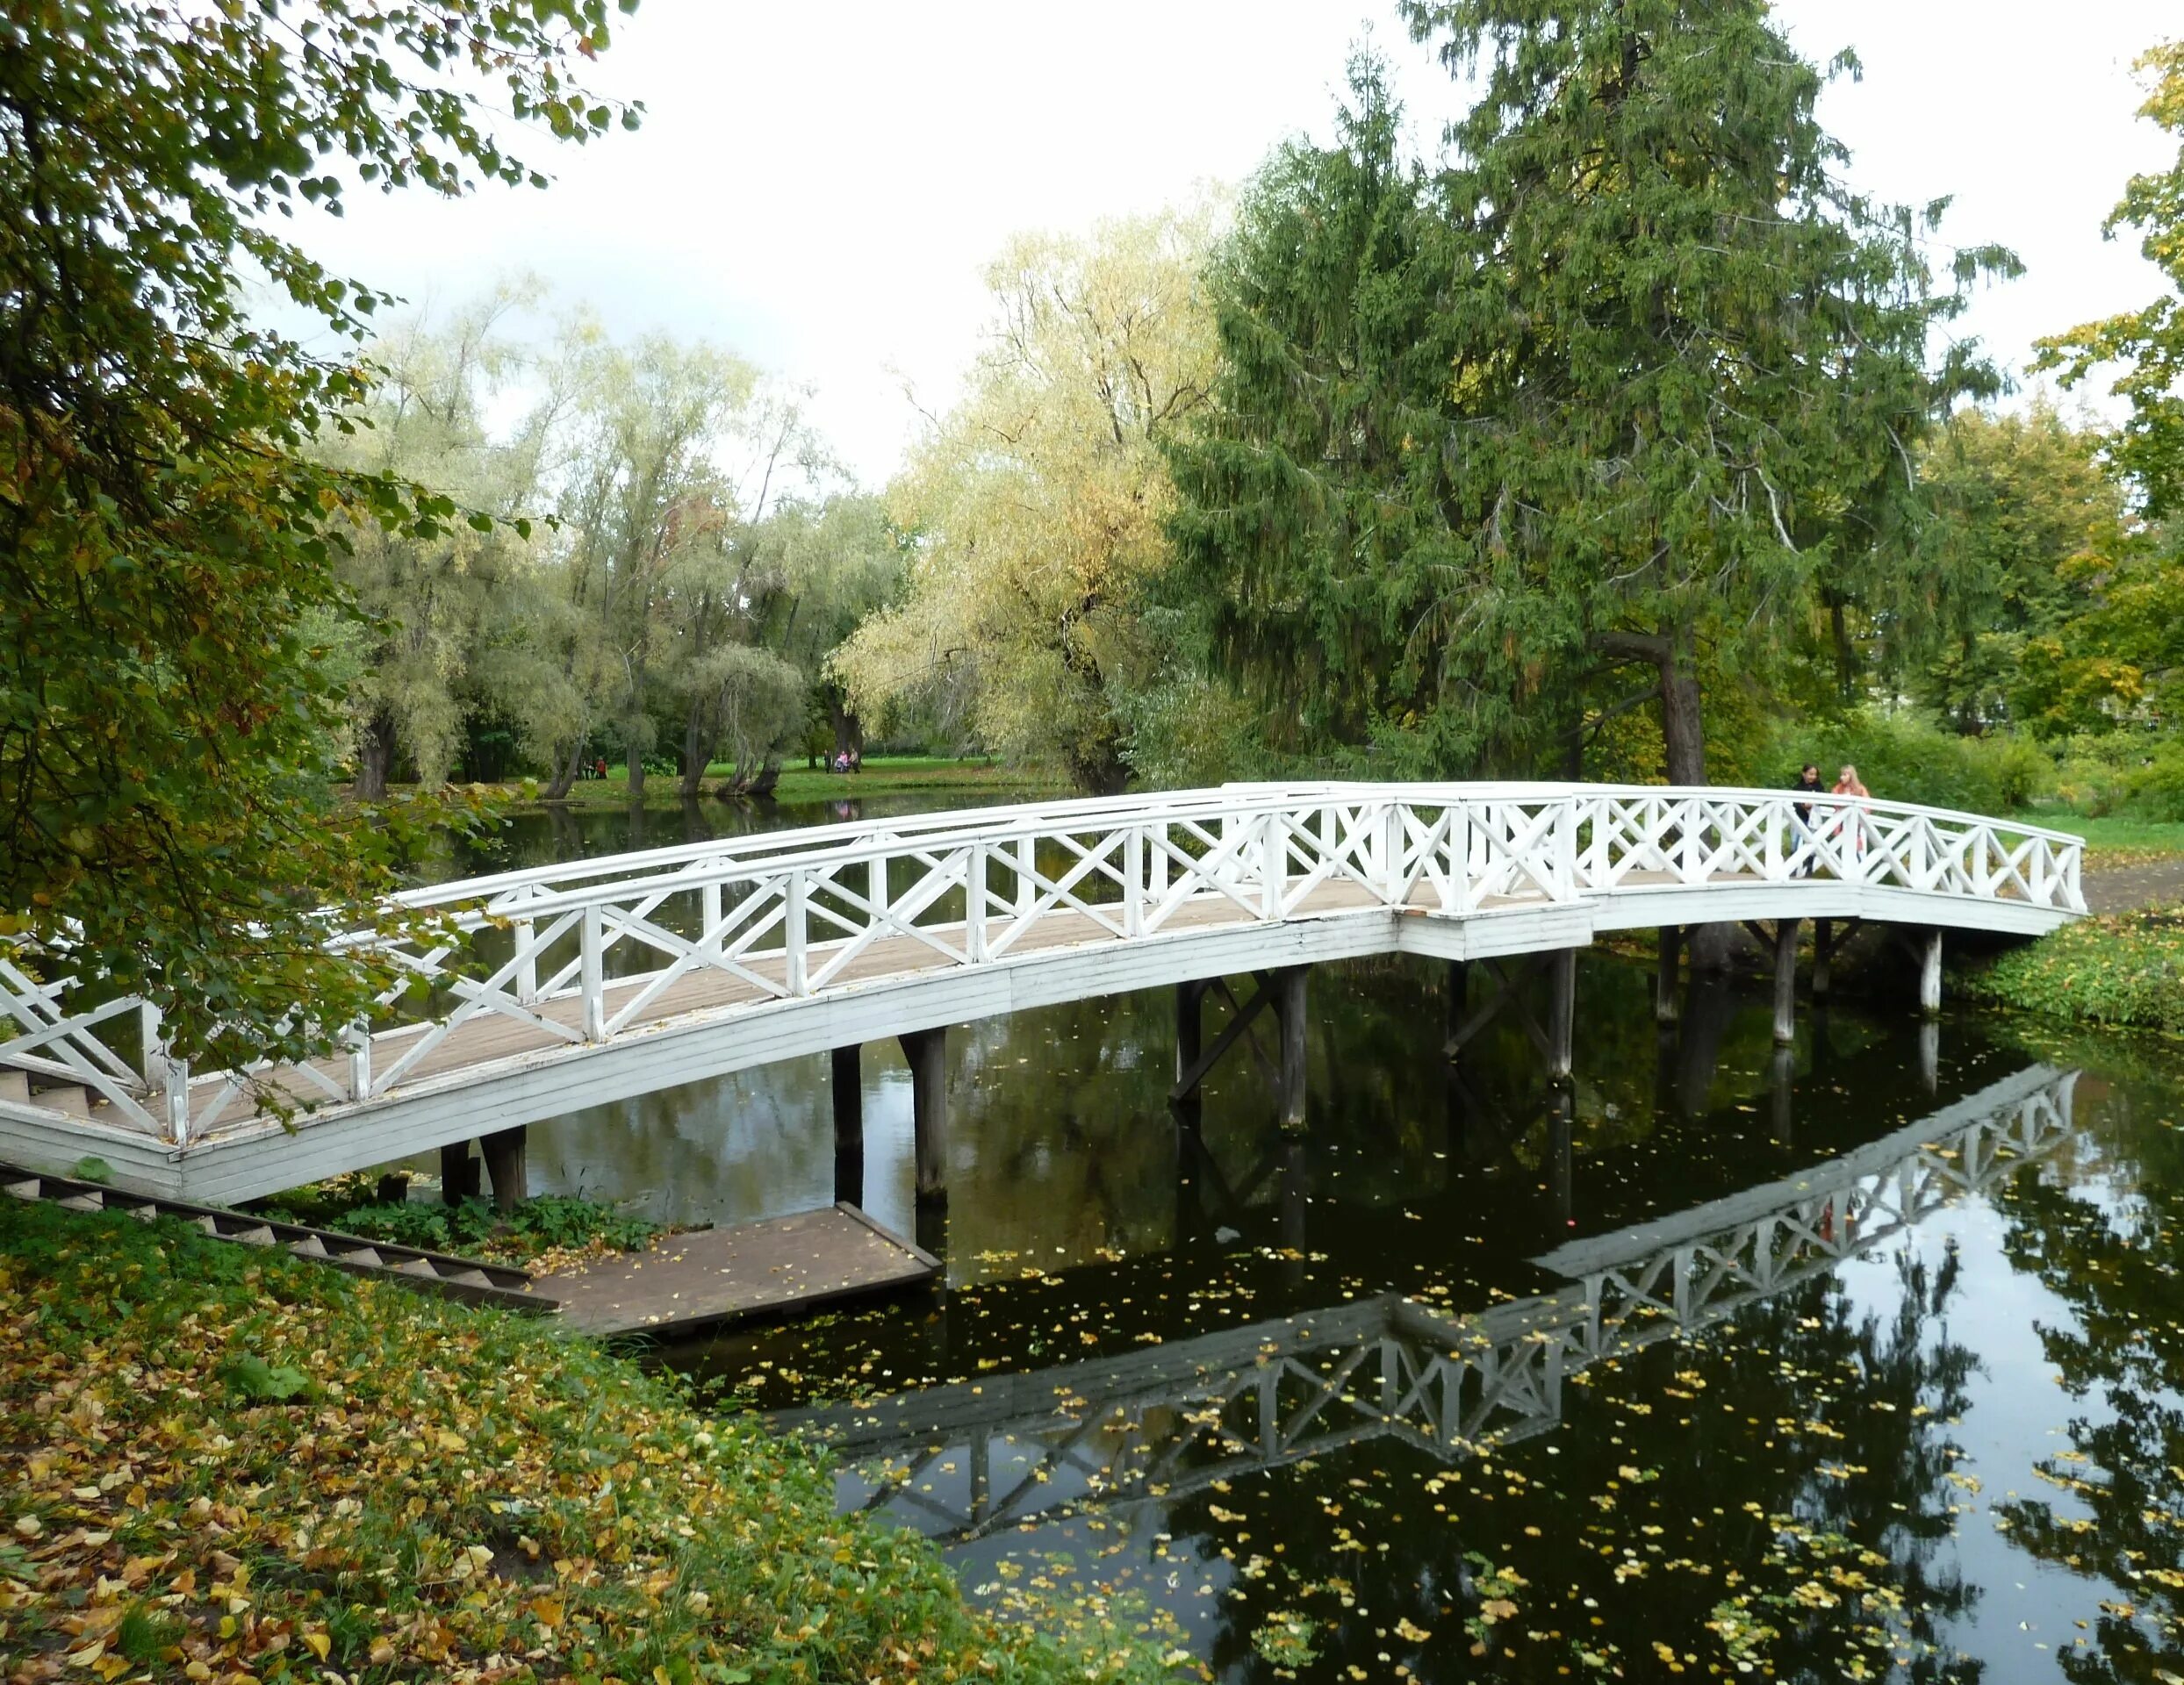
[0,1198,1174,1684]
[1958,902,2184,1036]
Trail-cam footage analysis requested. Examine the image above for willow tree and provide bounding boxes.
[0,1,635,1072]
[1398,0,2008,785]
[832,206,1219,793]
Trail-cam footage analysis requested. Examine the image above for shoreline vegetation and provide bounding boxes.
[1958,903,2184,1039]
[0,1196,1178,1685]
[380,755,1061,815]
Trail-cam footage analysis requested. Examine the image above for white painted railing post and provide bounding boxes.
[162,1059,190,1148]
[700,880,722,959]
[1381,803,1403,903]
[785,871,808,994]
[1123,826,1143,939]
[1764,797,1783,879]
[140,1002,190,1145]
[1014,835,1036,921]
[1555,798,1578,900]
[346,1018,372,1102]
[1261,813,1282,919]
[967,842,989,962]
[514,917,538,1005]
[580,904,606,1041]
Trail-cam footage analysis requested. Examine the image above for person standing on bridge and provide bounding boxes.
[1832,764,1871,864]
[1790,763,1824,877]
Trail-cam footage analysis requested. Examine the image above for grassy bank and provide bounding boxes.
[1958,903,2184,1037]
[2022,812,2184,867]
[0,1197,1174,1684]
[255,1175,660,1272]
[511,755,1058,812]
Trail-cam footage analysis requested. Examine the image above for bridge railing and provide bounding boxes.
[0,785,2085,1145]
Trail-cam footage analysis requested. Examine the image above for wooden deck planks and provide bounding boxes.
[546,1203,939,1337]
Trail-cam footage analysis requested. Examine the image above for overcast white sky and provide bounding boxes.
[289,1,2180,486]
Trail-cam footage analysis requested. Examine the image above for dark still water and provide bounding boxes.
[458,805,2184,1681]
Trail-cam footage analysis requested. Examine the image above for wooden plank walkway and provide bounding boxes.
[545,1203,939,1337]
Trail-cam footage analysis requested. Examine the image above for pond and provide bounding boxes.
[452,800,2184,1681]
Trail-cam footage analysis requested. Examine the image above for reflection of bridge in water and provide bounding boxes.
[782,1065,2076,1543]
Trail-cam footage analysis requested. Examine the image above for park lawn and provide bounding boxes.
[2015,811,2184,866]
[0,1196,1174,1685]
[525,754,1058,811]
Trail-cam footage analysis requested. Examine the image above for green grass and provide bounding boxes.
[2014,810,2184,864]
[0,1195,1174,1682]
[505,754,1060,811]
[1958,903,2184,1036]
[257,1172,659,1267]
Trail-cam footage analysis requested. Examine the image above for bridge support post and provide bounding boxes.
[1444,961,1470,1058]
[1772,919,1800,1046]
[1548,1083,1574,1225]
[1548,949,1576,1082]
[479,1126,528,1213]
[1770,1045,1796,1147]
[1656,928,1680,1025]
[1275,965,1309,1130]
[1918,929,1943,1017]
[832,1044,864,1207]
[1918,1020,1940,1095]
[899,1029,948,1205]
[1175,980,1210,1129]
[1811,920,1833,1000]
[439,1142,478,1207]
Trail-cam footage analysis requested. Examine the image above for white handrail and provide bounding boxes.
[0,784,2087,1145]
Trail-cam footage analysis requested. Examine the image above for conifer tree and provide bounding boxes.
[1404,0,2008,783]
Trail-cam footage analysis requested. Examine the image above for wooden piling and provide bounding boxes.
[479,1126,528,1214]
[898,1029,948,1204]
[439,1141,478,1207]
[1548,949,1576,1082]
[1656,927,1680,1025]
[1811,919,1833,1000]
[1772,919,1800,1046]
[831,1044,864,1207]
[1276,965,1309,1130]
[1175,980,1207,1127]
[1445,959,1470,1058]
[1918,929,1943,1017]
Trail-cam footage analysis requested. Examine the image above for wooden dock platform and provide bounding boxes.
[546,1203,939,1337]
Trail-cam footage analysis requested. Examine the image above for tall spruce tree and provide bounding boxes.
[1171,12,2010,786]
[1405,0,2008,784]
[1164,57,1489,772]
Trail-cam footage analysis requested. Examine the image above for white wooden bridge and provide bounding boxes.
[0,784,2083,1205]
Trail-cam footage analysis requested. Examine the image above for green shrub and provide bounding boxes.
[1759,706,2034,814]
[2123,739,2184,821]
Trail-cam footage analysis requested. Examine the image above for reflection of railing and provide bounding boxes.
[0,785,2083,1147]
[787,1065,2076,1543]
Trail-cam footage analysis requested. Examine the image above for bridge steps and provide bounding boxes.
[0,1162,551,1313]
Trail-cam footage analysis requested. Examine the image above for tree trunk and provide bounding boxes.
[830,694,864,763]
[679,700,715,802]
[1596,621,1728,969]
[746,756,782,799]
[544,737,585,801]
[625,741,645,799]
[355,709,396,801]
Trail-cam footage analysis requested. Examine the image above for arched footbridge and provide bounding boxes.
[0,784,2085,1204]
